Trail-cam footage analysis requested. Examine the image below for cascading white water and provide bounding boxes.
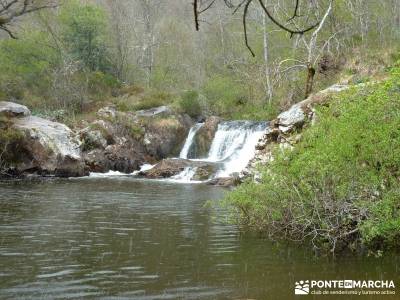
[89,121,268,182]
[205,121,267,177]
[173,121,268,181]
[179,123,204,159]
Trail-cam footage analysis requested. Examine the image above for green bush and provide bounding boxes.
[178,90,202,118]
[0,31,57,100]
[202,75,248,117]
[360,188,400,249]
[225,65,400,253]
[87,71,120,97]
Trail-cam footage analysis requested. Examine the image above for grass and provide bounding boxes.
[224,63,400,254]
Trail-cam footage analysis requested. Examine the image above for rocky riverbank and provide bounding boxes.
[0,101,194,178]
[241,84,350,181]
[0,82,352,181]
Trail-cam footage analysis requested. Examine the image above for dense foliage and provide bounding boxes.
[0,0,119,115]
[225,64,400,253]
[0,0,398,122]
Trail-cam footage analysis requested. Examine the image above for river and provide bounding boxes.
[0,178,398,299]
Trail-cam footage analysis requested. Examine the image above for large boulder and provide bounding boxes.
[84,145,141,174]
[85,105,193,166]
[190,116,221,158]
[10,116,87,177]
[141,158,218,180]
[207,177,239,187]
[79,115,148,173]
[0,101,31,118]
[141,113,193,159]
[277,104,305,133]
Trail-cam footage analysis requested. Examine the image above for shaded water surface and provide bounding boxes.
[0,178,398,299]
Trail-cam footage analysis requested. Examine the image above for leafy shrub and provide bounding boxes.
[0,31,57,100]
[202,75,248,117]
[360,188,400,249]
[178,90,202,118]
[225,66,400,253]
[88,71,120,97]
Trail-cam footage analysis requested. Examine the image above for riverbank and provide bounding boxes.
[225,64,400,253]
[0,100,267,184]
[0,102,194,178]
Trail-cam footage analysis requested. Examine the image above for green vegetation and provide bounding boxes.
[0,0,398,123]
[113,90,173,112]
[0,1,119,116]
[177,91,201,118]
[225,64,400,253]
[0,116,24,168]
[60,0,110,72]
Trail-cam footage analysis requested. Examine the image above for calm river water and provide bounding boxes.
[0,178,398,299]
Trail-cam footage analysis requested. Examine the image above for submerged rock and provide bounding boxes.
[207,176,240,187]
[141,158,217,180]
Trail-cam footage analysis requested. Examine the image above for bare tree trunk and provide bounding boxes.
[304,0,332,98]
[140,0,155,87]
[217,9,227,66]
[262,11,273,103]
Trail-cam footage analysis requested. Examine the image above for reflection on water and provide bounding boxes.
[0,178,398,299]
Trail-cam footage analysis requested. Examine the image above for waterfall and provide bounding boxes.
[173,120,268,181]
[179,123,204,159]
[205,121,267,177]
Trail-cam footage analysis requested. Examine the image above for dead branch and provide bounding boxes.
[0,0,58,38]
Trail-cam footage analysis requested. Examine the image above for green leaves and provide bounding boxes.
[225,66,400,252]
[59,0,109,72]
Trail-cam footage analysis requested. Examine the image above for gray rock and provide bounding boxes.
[0,101,31,118]
[79,127,108,150]
[207,177,238,187]
[97,106,117,119]
[277,103,305,130]
[324,84,349,93]
[190,116,221,158]
[14,116,81,160]
[11,116,86,177]
[141,158,217,180]
[143,115,192,159]
[136,105,172,117]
